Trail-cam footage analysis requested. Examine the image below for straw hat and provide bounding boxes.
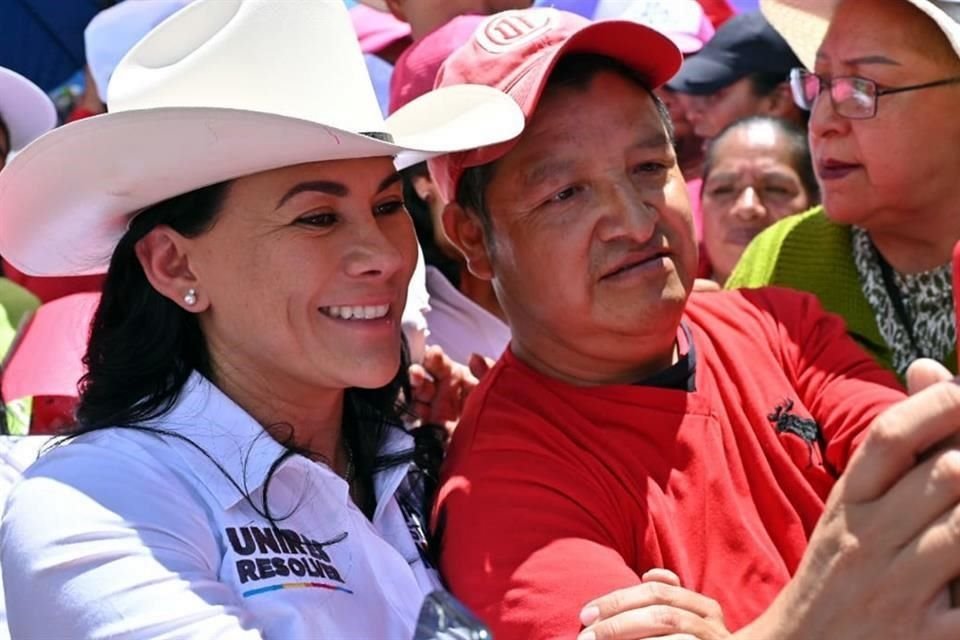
[0,67,57,152]
[760,0,960,69]
[0,0,523,277]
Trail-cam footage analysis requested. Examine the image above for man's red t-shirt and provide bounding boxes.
[433,288,905,639]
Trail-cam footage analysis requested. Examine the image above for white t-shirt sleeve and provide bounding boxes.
[1,441,263,640]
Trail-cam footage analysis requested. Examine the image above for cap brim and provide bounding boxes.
[0,68,57,151]
[761,0,960,69]
[666,53,740,94]
[0,84,523,276]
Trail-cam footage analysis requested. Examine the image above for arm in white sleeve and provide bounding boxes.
[1,441,264,640]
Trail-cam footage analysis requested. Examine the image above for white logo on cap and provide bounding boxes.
[476,9,556,54]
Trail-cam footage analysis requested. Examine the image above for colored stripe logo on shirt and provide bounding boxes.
[242,581,355,598]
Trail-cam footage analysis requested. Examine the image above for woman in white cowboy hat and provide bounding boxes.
[0,1,522,638]
[728,0,960,381]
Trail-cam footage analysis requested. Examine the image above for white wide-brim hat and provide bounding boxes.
[0,67,57,152]
[0,0,524,277]
[761,0,960,69]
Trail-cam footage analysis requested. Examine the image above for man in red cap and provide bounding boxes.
[428,7,960,640]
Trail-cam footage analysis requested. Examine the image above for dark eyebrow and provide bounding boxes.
[815,52,902,67]
[275,172,402,209]
[275,180,348,209]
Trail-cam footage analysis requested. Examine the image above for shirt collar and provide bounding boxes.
[149,372,416,512]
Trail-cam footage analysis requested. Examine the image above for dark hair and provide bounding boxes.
[702,115,820,203]
[401,162,462,288]
[746,71,790,98]
[456,53,675,230]
[73,181,443,522]
[0,115,9,157]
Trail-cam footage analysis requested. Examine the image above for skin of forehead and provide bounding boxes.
[828,0,960,69]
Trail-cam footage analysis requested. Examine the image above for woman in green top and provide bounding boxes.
[728,0,960,379]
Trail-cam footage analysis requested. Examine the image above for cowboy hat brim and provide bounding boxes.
[761,0,960,69]
[0,83,524,276]
[0,68,57,152]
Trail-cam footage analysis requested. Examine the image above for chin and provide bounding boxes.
[345,358,403,391]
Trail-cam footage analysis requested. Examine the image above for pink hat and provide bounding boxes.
[2,292,99,401]
[350,4,412,55]
[608,0,715,55]
[428,7,682,203]
[388,14,485,114]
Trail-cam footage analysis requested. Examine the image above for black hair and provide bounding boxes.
[71,180,444,523]
[401,162,462,288]
[455,53,675,229]
[702,115,820,203]
[746,71,791,98]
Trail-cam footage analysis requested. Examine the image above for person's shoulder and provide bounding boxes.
[726,206,848,289]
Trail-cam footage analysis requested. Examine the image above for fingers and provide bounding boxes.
[867,446,960,550]
[907,359,954,395]
[577,605,727,640]
[468,353,494,381]
[891,502,960,608]
[581,582,724,628]
[641,568,682,587]
[842,380,960,503]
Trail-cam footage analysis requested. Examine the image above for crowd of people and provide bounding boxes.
[0,0,959,638]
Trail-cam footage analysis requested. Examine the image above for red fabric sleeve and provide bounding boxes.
[744,288,906,473]
[435,403,641,640]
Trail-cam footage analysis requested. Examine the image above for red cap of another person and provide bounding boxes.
[388,14,485,114]
[427,7,683,203]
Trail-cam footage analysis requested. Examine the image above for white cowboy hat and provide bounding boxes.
[85,0,196,103]
[761,0,960,69]
[0,67,57,152]
[0,0,524,277]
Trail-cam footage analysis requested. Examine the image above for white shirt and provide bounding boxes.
[0,436,55,640]
[424,266,510,366]
[1,374,439,639]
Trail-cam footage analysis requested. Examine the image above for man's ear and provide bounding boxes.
[384,0,407,22]
[764,83,799,119]
[134,225,208,312]
[411,174,436,203]
[441,202,495,280]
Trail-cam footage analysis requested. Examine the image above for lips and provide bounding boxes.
[725,227,763,246]
[817,158,861,181]
[600,249,671,281]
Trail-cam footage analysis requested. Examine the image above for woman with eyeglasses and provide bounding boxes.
[727,0,960,380]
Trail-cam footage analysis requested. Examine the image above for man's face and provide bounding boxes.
[386,0,531,40]
[809,0,960,232]
[681,77,766,139]
[459,71,697,385]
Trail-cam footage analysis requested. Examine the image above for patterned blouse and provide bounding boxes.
[851,227,956,376]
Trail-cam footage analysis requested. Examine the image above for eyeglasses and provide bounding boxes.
[789,68,960,119]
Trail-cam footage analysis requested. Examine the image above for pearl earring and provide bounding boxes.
[184,288,197,306]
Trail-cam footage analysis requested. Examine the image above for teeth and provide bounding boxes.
[322,304,389,320]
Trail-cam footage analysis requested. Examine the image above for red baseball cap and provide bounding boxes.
[389,14,485,115]
[427,7,683,203]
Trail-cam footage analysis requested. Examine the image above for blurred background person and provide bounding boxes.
[0,67,53,328]
[669,11,805,141]
[391,15,510,367]
[700,116,818,284]
[729,0,960,379]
